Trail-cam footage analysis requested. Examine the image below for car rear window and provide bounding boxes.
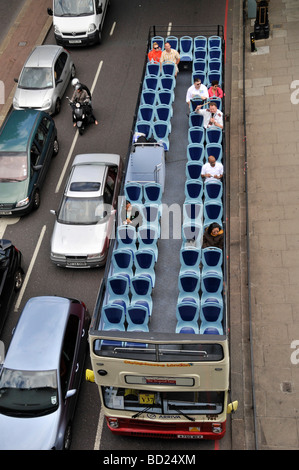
[70,182,101,192]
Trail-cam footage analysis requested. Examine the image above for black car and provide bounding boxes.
[0,239,24,333]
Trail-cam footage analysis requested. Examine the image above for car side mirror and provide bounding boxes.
[65,389,77,399]
[50,209,57,216]
[47,7,53,15]
[96,2,103,14]
[14,78,18,83]
[56,79,62,85]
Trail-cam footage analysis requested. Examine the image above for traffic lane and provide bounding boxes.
[0,0,27,45]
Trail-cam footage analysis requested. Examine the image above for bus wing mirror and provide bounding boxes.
[86,369,95,383]
[227,400,238,414]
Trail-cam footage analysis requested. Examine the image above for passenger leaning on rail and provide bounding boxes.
[195,102,223,129]
[202,223,224,250]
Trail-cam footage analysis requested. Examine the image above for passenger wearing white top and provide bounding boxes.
[195,102,223,129]
[186,78,209,108]
[201,156,223,181]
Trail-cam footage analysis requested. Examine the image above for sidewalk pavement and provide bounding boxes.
[230,0,299,450]
[0,0,52,125]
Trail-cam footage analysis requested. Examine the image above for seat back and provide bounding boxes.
[116,224,137,251]
[151,36,164,49]
[154,104,172,123]
[146,62,160,77]
[188,126,205,145]
[201,270,223,296]
[112,248,134,276]
[126,305,149,331]
[193,59,207,73]
[205,143,223,162]
[166,35,179,50]
[187,143,204,162]
[124,182,143,204]
[194,35,207,51]
[143,74,159,92]
[141,89,157,106]
[135,120,153,139]
[185,179,203,201]
[183,202,203,223]
[180,246,201,271]
[159,74,176,92]
[179,35,193,60]
[102,304,126,330]
[176,301,199,323]
[137,104,155,122]
[206,127,222,144]
[157,89,174,106]
[203,200,223,227]
[143,182,162,204]
[189,112,204,128]
[203,179,223,202]
[161,61,176,76]
[186,161,203,180]
[208,36,222,50]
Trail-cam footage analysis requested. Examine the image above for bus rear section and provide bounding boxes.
[88,336,232,440]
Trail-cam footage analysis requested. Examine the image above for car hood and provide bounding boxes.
[54,15,96,33]
[51,221,109,256]
[14,87,53,108]
[0,180,28,205]
[0,409,60,450]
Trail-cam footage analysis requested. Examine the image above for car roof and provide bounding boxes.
[0,110,41,152]
[65,154,120,198]
[24,45,65,68]
[3,296,73,371]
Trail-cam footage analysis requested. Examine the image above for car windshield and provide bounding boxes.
[0,368,58,417]
[58,196,109,225]
[0,153,28,182]
[18,67,53,90]
[54,0,95,16]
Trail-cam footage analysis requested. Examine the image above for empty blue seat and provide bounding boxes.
[137,104,155,122]
[178,271,200,303]
[130,275,153,317]
[188,126,205,145]
[206,127,222,144]
[187,143,205,162]
[111,248,134,278]
[193,59,207,74]
[194,49,207,61]
[166,35,178,50]
[183,201,203,223]
[134,248,156,287]
[159,74,176,92]
[143,75,159,92]
[102,304,126,331]
[207,71,222,87]
[107,274,130,313]
[141,204,161,236]
[189,112,204,128]
[137,225,159,261]
[126,305,149,332]
[140,89,157,106]
[203,200,223,228]
[152,120,170,151]
[186,161,203,180]
[135,120,153,139]
[208,36,222,50]
[204,179,223,202]
[205,143,223,162]
[154,104,173,127]
[157,88,174,106]
[185,179,204,202]
[143,182,162,204]
[176,301,199,334]
[180,36,193,61]
[116,224,137,254]
[200,298,223,324]
[200,323,223,335]
[124,182,143,204]
[182,222,203,248]
[180,246,201,275]
[201,270,223,298]
[146,62,160,77]
[208,59,222,74]
[208,49,222,61]
[194,35,207,51]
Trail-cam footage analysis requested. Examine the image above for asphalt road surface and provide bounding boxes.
[0,0,233,452]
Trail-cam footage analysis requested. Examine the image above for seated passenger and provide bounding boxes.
[202,223,224,249]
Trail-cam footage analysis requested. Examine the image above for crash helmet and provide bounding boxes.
[72,78,79,87]
[75,83,82,91]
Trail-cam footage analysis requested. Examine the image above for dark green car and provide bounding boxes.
[0,109,59,216]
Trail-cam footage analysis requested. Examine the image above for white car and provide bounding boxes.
[50,154,122,268]
[13,45,76,115]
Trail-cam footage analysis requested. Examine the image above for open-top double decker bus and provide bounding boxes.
[87,25,238,440]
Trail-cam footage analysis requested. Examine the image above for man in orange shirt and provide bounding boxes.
[148,42,162,63]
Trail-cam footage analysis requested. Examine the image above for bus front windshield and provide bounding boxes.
[102,387,224,416]
[54,0,95,17]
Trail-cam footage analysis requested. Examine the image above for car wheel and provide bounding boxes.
[63,423,72,450]
[14,269,24,292]
[70,64,76,79]
[54,98,61,115]
[32,189,40,211]
[53,138,59,156]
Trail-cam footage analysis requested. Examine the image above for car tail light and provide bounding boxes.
[108,417,119,429]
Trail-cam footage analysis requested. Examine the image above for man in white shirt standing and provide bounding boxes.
[195,102,223,129]
[201,156,223,181]
[186,78,209,109]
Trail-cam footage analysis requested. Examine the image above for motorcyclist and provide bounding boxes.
[71,83,98,126]
[71,77,91,98]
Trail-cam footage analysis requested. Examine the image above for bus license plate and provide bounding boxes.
[178,435,203,439]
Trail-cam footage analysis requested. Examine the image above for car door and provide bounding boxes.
[103,166,118,250]
[54,52,68,99]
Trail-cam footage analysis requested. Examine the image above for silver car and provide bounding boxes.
[0,296,90,450]
[50,153,122,268]
[13,45,76,115]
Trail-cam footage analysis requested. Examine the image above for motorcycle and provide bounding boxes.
[66,97,93,135]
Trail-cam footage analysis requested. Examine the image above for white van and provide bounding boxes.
[47,0,109,46]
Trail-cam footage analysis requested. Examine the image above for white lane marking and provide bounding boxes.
[0,218,19,238]
[55,60,104,194]
[110,21,116,36]
[94,406,105,450]
[167,22,172,36]
[14,225,47,312]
